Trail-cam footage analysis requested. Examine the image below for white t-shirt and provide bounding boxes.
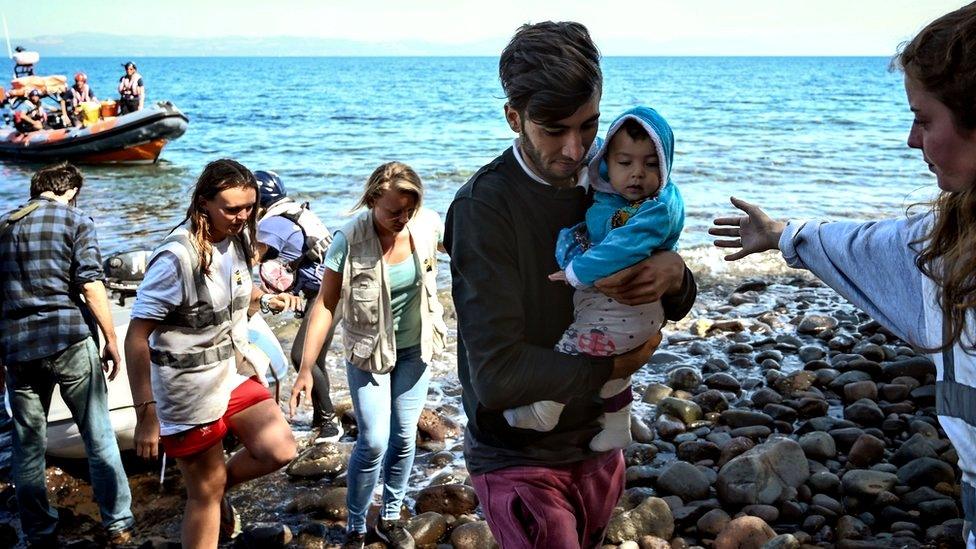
[132,238,249,435]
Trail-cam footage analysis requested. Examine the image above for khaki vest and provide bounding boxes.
[145,225,261,426]
[339,207,447,374]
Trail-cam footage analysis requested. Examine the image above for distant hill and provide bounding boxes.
[12,33,505,57]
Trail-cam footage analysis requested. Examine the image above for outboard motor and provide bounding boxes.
[12,47,39,79]
[103,250,151,305]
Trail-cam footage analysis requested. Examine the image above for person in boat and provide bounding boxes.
[291,161,448,549]
[20,89,47,132]
[253,170,343,444]
[69,72,96,126]
[0,163,136,546]
[117,61,144,115]
[125,159,302,547]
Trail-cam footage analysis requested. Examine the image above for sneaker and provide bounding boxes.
[312,416,343,444]
[375,518,415,549]
[341,530,366,549]
[219,496,242,540]
[106,527,134,547]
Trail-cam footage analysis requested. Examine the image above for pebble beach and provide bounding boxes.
[0,253,967,548]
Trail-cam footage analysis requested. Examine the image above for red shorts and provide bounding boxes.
[160,377,272,458]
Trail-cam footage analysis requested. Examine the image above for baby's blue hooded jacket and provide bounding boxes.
[558,106,685,288]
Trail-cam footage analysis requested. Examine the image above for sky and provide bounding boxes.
[0,0,969,56]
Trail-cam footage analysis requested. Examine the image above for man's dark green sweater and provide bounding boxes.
[444,147,696,475]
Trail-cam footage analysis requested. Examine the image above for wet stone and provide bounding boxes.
[727,343,755,355]
[721,409,773,428]
[657,461,710,501]
[415,484,479,515]
[883,356,935,381]
[762,404,797,423]
[751,388,783,408]
[697,508,731,537]
[897,457,955,488]
[625,443,659,466]
[240,523,293,548]
[846,434,886,468]
[808,471,841,493]
[655,414,687,439]
[657,397,703,425]
[762,533,801,549]
[668,368,703,391]
[844,399,884,426]
[797,315,838,335]
[406,512,448,546]
[794,397,830,419]
[692,389,730,414]
[879,383,910,401]
[841,469,898,497]
[678,440,721,464]
[285,442,351,479]
[704,373,741,392]
[450,520,498,549]
[714,516,776,549]
[741,503,779,523]
[799,431,837,461]
[843,380,878,403]
[605,497,675,544]
[642,383,673,405]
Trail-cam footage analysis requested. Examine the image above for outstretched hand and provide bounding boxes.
[709,197,787,261]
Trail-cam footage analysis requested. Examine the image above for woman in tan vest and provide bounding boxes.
[291,161,447,549]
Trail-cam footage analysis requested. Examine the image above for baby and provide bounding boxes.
[504,106,685,451]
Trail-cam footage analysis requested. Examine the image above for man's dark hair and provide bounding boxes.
[499,21,602,124]
[30,162,84,198]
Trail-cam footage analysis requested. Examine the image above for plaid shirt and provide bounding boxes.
[0,197,104,364]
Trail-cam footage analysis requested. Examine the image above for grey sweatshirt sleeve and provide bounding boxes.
[778,214,930,346]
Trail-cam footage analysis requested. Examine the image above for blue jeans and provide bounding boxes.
[345,345,430,532]
[6,337,134,542]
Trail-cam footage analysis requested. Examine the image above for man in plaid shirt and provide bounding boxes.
[0,163,135,546]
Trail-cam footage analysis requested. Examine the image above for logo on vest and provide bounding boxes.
[234,269,243,285]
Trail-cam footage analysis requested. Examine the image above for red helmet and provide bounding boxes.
[74,72,87,83]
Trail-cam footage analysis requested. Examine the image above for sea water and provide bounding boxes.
[0,56,934,276]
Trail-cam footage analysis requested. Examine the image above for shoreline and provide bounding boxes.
[0,272,965,548]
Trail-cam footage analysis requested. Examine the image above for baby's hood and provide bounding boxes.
[587,106,675,196]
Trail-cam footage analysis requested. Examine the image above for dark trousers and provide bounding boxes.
[117,98,139,115]
[290,299,339,424]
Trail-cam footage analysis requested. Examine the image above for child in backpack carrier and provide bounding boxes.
[503,106,685,452]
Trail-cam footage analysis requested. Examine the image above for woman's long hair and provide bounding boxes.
[351,161,424,213]
[186,159,259,275]
[896,2,976,351]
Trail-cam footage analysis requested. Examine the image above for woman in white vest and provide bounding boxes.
[712,4,976,546]
[291,161,447,548]
[125,159,302,547]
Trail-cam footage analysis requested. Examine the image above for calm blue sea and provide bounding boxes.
[0,56,935,268]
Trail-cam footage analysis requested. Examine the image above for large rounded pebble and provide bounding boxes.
[843,381,878,403]
[692,390,730,414]
[657,461,710,501]
[643,383,673,405]
[415,484,479,515]
[797,315,838,335]
[741,504,779,523]
[678,440,720,464]
[721,409,773,428]
[714,516,776,549]
[406,512,448,546]
[808,471,841,493]
[751,388,783,408]
[704,373,741,392]
[655,414,687,439]
[668,367,703,391]
[883,356,935,381]
[847,434,886,467]
[657,397,703,425]
[799,431,836,461]
[897,457,955,488]
[844,399,884,425]
[605,497,674,544]
[450,520,497,549]
[841,469,898,497]
[697,508,731,537]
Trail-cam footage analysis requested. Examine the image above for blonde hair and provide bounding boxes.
[353,161,423,213]
[186,159,258,275]
[896,2,976,351]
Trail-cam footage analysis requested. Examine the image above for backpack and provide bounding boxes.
[265,200,332,271]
